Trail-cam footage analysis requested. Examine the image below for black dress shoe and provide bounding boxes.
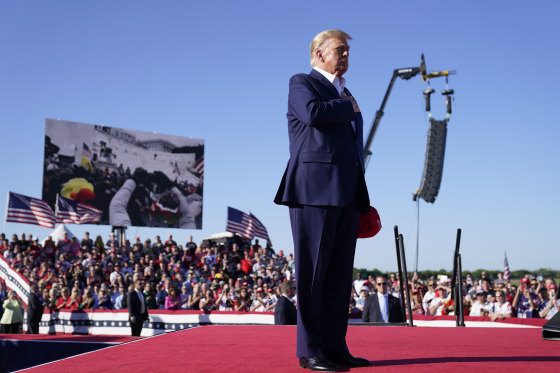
[299,356,340,372]
[328,352,370,367]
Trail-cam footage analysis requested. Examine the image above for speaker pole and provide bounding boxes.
[457,253,465,327]
[394,226,407,324]
[399,234,414,326]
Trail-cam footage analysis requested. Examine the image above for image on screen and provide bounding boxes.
[43,118,204,229]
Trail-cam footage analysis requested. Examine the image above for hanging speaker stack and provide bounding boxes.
[413,118,448,203]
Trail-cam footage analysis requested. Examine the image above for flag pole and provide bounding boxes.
[3,191,10,234]
[54,193,59,227]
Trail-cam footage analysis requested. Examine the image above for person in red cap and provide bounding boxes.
[250,287,268,312]
[539,283,560,320]
[512,277,539,318]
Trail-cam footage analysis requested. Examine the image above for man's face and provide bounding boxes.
[317,38,349,77]
[376,277,388,295]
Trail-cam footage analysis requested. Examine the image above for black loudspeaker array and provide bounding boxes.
[415,118,448,203]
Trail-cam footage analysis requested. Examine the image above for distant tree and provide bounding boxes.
[353,268,560,281]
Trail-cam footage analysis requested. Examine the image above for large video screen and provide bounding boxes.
[43,118,204,229]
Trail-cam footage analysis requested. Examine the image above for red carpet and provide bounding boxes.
[18,325,560,372]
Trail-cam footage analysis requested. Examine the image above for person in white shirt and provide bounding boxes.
[429,285,451,316]
[352,273,366,297]
[355,287,369,312]
[109,265,121,284]
[215,285,234,311]
[490,290,512,321]
[469,291,493,317]
[423,280,437,314]
[250,288,268,312]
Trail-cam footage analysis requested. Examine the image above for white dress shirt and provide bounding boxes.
[136,289,145,314]
[313,66,346,96]
[377,292,389,323]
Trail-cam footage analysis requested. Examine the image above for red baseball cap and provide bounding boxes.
[357,206,382,239]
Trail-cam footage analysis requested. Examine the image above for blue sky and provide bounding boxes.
[1,1,559,272]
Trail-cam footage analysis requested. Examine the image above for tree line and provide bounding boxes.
[354,268,560,280]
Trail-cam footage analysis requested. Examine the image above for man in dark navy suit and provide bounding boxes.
[274,280,297,325]
[362,275,404,323]
[275,29,370,372]
[26,284,43,334]
[127,279,149,337]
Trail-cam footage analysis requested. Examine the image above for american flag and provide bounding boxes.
[504,252,511,281]
[193,155,204,175]
[6,192,56,228]
[250,212,271,246]
[226,207,272,245]
[56,195,102,224]
[226,207,254,240]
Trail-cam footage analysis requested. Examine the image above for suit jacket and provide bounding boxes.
[274,69,370,212]
[27,292,43,323]
[127,290,148,322]
[362,293,404,323]
[274,295,297,325]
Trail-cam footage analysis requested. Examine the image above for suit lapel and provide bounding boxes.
[309,69,340,98]
[309,69,366,170]
[344,87,365,171]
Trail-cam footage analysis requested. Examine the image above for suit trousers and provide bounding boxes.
[130,320,143,337]
[27,321,39,334]
[289,199,360,358]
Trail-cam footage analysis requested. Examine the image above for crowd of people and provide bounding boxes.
[351,271,560,322]
[0,231,295,330]
[1,231,559,334]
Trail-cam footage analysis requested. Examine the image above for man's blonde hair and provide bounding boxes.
[310,29,352,67]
